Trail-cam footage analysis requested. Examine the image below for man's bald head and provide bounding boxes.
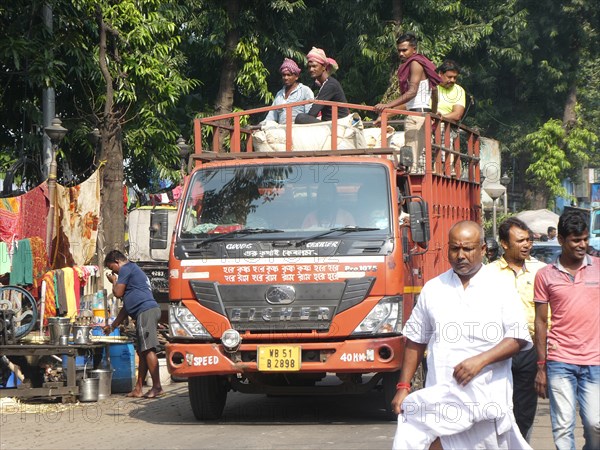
[448,221,485,244]
[448,220,486,284]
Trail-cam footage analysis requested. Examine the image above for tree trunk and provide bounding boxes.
[392,0,403,25]
[213,0,240,150]
[523,188,548,210]
[99,126,125,253]
[380,1,404,105]
[562,83,577,131]
[96,6,125,272]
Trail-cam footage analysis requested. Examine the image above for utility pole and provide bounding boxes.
[41,4,56,179]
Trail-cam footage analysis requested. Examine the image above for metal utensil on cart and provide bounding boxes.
[78,357,99,402]
[48,317,71,345]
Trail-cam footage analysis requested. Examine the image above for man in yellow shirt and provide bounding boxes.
[436,60,466,121]
[487,217,546,441]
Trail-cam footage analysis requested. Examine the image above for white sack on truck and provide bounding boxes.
[363,126,405,149]
[252,113,367,151]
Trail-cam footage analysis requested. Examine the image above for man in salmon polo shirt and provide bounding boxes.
[533,209,600,450]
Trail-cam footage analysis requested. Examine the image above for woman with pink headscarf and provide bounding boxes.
[295,47,349,124]
[263,58,314,124]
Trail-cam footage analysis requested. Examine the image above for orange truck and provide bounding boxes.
[166,101,481,420]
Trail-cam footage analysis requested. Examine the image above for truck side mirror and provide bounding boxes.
[399,146,414,171]
[407,200,430,243]
[150,209,169,249]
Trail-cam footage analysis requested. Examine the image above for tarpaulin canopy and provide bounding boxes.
[514,209,559,235]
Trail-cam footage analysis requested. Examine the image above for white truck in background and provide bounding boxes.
[590,207,600,251]
[127,206,177,322]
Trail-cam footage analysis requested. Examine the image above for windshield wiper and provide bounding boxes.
[196,228,284,247]
[294,226,379,247]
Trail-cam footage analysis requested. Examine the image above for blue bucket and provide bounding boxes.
[3,372,21,388]
[62,353,92,370]
[91,327,120,337]
[90,327,135,393]
[108,343,136,393]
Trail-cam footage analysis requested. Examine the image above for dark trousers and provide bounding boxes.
[512,345,538,439]
[295,113,320,124]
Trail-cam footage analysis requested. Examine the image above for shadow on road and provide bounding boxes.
[126,382,395,426]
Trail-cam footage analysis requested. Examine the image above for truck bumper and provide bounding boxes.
[166,336,404,377]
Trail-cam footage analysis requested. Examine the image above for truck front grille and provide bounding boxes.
[189,278,374,332]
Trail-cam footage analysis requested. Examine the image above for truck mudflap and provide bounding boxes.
[166,336,404,377]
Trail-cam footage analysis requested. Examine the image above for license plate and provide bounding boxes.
[147,270,168,293]
[257,345,301,372]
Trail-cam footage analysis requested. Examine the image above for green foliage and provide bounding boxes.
[181,0,308,113]
[235,36,273,103]
[66,0,197,186]
[1,0,599,199]
[460,0,599,193]
[578,46,600,167]
[524,120,571,198]
[525,118,597,200]
[482,211,515,238]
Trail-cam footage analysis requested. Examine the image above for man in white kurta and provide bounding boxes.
[391,221,532,450]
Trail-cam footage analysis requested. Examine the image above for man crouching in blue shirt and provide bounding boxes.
[104,250,164,398]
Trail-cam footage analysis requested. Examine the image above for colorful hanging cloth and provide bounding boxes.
[9,239,33,285]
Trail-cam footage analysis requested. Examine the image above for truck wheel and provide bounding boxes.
[382,370,400,420]
[188,376,228,420]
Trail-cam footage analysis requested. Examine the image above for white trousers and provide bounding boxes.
[392,377,531,450]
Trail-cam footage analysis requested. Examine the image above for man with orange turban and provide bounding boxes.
[295,47,349,124]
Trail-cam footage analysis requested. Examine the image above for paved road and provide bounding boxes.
[0,381,582,449]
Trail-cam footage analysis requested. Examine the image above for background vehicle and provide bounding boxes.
[166,101,482,420]
[530,241,561,264]
[591,208,600,251]
[127,205,177,323]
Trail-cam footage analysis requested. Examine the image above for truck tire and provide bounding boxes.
[188,376,228,420]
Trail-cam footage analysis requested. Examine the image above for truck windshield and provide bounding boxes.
[179,163,391,237]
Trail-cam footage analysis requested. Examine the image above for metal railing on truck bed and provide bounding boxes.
[192,100,479,180]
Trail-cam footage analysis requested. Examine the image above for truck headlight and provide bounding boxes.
[352,296,403,335]
[169,304,212,339]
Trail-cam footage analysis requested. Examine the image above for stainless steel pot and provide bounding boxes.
[78,377,99,402]
[90,369,113,400]
[72,325,92,345]
[48,317,71,345]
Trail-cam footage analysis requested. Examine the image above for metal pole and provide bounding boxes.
[492,198,498,240]
[41,4,55,179]
[503,191,508,215]
[45,142,57,256]
[44,117,67,258]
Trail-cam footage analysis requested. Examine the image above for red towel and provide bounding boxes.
[397,54,441,94]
